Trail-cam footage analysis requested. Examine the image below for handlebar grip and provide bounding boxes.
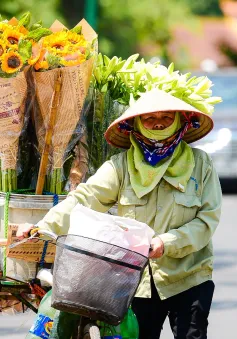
[27,227,40,238]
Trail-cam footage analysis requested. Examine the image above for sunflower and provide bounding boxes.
[47,45,76,57]
[1,50,23,73]
[61,53,86,67]
[3,28,24,46]
[0,23,12,35]
[0,39,6,57]
[43,31,69,50]
[66,31,86,46]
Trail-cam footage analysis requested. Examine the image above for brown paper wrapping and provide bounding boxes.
[34,59,94,169]
[69,134,88,190]
[7,224,55,263]
[34,19,96,171]
[0,72,27,170]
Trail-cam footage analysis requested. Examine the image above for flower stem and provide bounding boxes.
[2,170,8,192]
[56,168,62,195]
[50,169,57,194]
[8,169,12,192]
[0,169,17,192]
[0,162,2,192]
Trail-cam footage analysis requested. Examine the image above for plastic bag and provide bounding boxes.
[99,307,139,339]
[69,204,154,256]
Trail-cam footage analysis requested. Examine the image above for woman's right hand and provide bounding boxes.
[16,223,34,240]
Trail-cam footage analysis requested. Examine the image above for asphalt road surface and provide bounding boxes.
[1,195,237,339]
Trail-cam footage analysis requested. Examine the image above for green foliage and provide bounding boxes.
[18,39,32,62]
[0,0,65,27]
[27,27,52,41]
[219,42,237,66]
[70,25,82,34]
[183,0,223,16]
[98,0,194,63]
[18,11,31,28]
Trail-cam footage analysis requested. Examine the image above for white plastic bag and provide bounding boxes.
[68,204,154,257]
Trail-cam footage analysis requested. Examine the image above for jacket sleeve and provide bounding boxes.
[159,161,222,258]
[36,159,120,235]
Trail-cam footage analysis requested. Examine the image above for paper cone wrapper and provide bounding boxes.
[34,19,96,170]
[0,72,27,170]
[34,58,94,168]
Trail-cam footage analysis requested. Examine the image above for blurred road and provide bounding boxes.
[1,195,237,339]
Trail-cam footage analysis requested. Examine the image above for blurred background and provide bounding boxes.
[0,1,236,338]
[1,0,236,193]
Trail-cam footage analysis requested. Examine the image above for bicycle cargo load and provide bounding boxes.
[51,235,148,325]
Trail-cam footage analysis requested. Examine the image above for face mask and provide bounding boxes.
[134,112,181,140]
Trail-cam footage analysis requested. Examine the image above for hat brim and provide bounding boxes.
[104,89,213,148]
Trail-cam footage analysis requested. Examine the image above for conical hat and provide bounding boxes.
[105,88,213,148]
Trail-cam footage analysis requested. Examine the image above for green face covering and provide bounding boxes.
[134,112,181,140]
[127,113,195,198]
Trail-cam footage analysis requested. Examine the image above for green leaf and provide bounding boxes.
[18,39,32,62]
[190,101,213,115]
[91,37,98,49]
[188,93,204,101]
[168,62,174,74]
[103,55,111,66]
[0,69,17,78]
[101,83,108,93]
[113,60,126,72]
[205,96,222,104]
[198,90,212,99]
[194,77,212,94]
[27,27,52,42]
[186,76,197,86]
[103,56,118,78]
[70,25,82,34]
[30,20,43,31]
[46,53,61,68]
[117,68,136,73]
[18,11,31,28]
[97,53,104,66]
[122,54,139,69]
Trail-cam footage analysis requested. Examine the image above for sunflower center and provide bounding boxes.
[69,40,78,44]
[8,37,18,45]
[0,45,4,56]
[8,56,21,69]
[53,44,64,50]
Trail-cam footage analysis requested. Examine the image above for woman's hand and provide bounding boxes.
[149,236,164,259]
[16,223,34,240]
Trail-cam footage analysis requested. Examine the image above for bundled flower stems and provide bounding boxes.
[34,19,97,194]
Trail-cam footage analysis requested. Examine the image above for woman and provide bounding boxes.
[17,88,222,339]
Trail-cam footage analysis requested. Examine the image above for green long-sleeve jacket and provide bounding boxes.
[38,148,222,300]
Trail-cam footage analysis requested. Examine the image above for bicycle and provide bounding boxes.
[13,228,147,339]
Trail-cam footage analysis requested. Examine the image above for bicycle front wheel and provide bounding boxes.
[82,323,101,339]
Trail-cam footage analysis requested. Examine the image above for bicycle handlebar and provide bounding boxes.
[32,228,58,241]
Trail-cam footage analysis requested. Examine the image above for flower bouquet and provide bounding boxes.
[32,19,97,194]
[0,12,51,192]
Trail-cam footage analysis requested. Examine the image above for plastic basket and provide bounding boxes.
[51,234,148,325]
